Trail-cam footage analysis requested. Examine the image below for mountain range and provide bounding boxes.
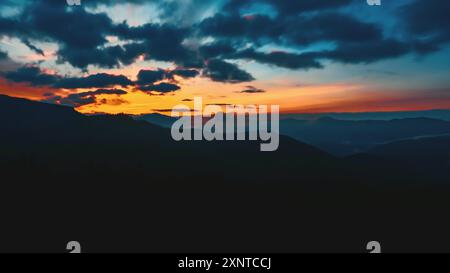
[137,112,450,156]
[1,95,450,253]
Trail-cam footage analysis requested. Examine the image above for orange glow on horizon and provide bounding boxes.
[2,76,450,116]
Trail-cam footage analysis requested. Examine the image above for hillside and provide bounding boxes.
[280,117,450,156]
[1,95,450,253]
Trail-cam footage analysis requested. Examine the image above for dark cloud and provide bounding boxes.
[2,1,195,70]
[21,39,45,56]
[136,68,199,86]
[199,11,383,47]
[113,22,200,67]
[98,97,128,106]
[0,16,21,36]
[43,88,128,107]
[55,73,134,89]
[265,0,353,15]
[43,94,96,107]
[169,69,200,79]
[197,9,409,69]
[0,50,8,60]
[401,0,450,53]
[139,83,181,93]
[77,88,128,97]
[321,39,411,64]
[199,41,236,59]
[152,108,198,113]
[224,0,353,16]
[58,43,146,69]
[58,95,97,107]
[199,13,279,41]
[0,0,121,69]
[4,66,60,86]
[203,59,254,83]
[136,69,167,85]
[237,86,266,94]
[283,12,382,46]
[23,1,113,49]
[3,65,134,93]
[1,0,450,88]
[232,49,323,70]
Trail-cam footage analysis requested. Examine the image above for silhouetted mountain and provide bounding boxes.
[369,135,450,169]
[1,95,450,253]
[279,117,450,156]
[282,109,450,121]
[135,113,450,156]
[134,113,176,128]
[0,95,335,183]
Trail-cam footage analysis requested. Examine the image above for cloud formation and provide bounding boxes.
[1,0,450,108]
[54,73,134,89]
[4,66,59,86]
[237,86,266,94]
[203,59,254,83]
[44,88,128,107]
[2,1,448,76]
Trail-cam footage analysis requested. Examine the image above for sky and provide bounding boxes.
[0,0,449,115]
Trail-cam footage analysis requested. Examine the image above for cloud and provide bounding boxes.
[4,66,60,86]
[134,68,197,93]
[76,88,128,97]
[112,22,200,67]
[21,39,45,56]
[1,0,450,92]
[139,83,181,93]
[265,0,353,15]
[0,16,21,36]
[3,65,135,97]
[169,69,200,79]
[57,43,146,69]
[199,13,278,41]
[54,73,134,89]
[1,1,189,70]
[237,86,266,94]
[197,9,413,69]
[232,49,323,70]
[43,88,128,107]
[203,59,254,83]
[224,0,353,15]
[0,50,8,60]
[400,0,450,53]
[282,12,382,46]
[320,39,411,64]
[57,95,97,107]
[199,41,236,59]
[136,69,167,85]
[153,108,198,113]
[98,97,128,106]
[199,11,381,47]
[136,68,200,86]
[23,1,113,49]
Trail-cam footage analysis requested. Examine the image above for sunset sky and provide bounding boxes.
[0,0,449,115]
